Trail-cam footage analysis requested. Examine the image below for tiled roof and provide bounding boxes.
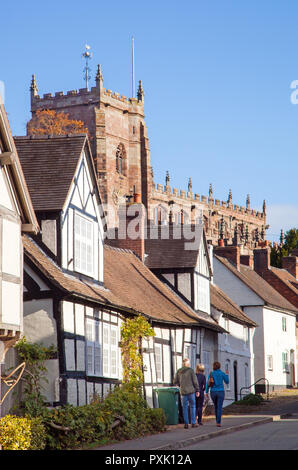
[215,255,298,314]
[14,135,87,211]
[144,225,204,269]
[210,283,257,327]
[23,235,223,331]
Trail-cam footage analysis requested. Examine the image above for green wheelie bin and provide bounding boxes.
[154,387,180,425]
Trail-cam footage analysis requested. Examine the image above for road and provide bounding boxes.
[184,419,298,450]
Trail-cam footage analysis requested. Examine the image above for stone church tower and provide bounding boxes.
[29,68,267,251]
[30,68,152,228]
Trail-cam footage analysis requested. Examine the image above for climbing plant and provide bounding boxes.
[14,338,56,417]
[120,315,155,390]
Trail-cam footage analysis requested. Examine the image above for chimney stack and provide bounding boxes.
[116,193,145,261]
[253,247,271,274]
[282,250,298,280]
[214,245,240,270]
[240,254,254,269]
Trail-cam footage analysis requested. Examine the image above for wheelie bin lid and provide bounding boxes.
[154,387,180,394]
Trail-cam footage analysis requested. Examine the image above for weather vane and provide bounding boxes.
[82,44,92,91]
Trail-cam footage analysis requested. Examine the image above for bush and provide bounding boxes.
[40,385,166,449]
[234,393,264,406]
[0,415,46,450]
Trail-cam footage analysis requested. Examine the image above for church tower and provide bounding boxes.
[30,68,153,228]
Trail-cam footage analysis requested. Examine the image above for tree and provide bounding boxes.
[27,109,90,138]
[270,228,298,268]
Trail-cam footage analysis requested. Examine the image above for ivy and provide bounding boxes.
[13,338,56,417]
[120,315,155,389]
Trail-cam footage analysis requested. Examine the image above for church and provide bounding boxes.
[29,64,267,253]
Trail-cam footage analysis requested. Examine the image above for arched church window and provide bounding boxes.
[116,143,126,175]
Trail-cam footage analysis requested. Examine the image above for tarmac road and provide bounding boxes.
[184,419,298,450]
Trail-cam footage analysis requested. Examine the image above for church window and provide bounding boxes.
[116,143,126,175]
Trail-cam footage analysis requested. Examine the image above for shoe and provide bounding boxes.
[199,422,203,426]
[192,424,198,428]
[184,424,189,429]
[216,423,221,427]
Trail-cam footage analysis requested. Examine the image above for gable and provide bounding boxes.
[213,257,264,306]
[61,149,105,282]
[0,167,16,212]
[195,231,211,278]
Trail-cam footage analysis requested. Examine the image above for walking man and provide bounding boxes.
[174,358,199,429]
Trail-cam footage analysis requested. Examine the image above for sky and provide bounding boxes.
[1,0,298,242]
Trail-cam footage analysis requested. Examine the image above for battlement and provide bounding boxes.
[30,64,145,115]
[152,183,265,220]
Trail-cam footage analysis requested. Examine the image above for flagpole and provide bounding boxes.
[132,36,135,98]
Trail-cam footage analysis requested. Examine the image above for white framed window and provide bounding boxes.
[86,319,119,378]
[267,355,273,371]
[184,343,196,370]
[282,352,289,372]
[86,318,101,376]
[103,323,119,378]
[74,212,93,277]
[155,344,162,382]
[282,317,287,332]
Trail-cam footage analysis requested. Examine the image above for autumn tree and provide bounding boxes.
[27,109,90,138]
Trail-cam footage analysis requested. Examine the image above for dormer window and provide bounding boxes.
[74,212,93,277]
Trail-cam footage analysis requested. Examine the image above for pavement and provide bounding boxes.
[95,414,277,451]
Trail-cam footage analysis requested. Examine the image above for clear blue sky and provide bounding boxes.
[1,0,298,242]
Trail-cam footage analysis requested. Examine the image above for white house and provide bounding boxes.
[0,104,38,415]
[213,245,298,393]
[210,282,257,404]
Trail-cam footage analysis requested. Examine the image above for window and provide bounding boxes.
[282,352,289,372]
[86,319,119,378]
[282,317,287,332]
[116,143,126,175]
[74,213,93,276]
[267,355,273,371]
[184,343,196,370]
[86,319,101,376]
[155,344,162,382]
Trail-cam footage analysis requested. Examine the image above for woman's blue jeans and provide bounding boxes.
[210,390,225,424]
[182,393,196,425]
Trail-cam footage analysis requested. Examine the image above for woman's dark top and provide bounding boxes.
[196,373,206,395]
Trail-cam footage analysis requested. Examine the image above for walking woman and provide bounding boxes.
[195,364,206,425]
[205,361,229,427]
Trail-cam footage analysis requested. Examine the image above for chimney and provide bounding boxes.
[240,254,254,269]
[214,245,240,270]
[253,247,271,274]
[116,194,145,262]
[282,251,298,280]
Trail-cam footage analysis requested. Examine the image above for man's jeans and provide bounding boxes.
[182,393,196,425]
[210,390,225,424]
